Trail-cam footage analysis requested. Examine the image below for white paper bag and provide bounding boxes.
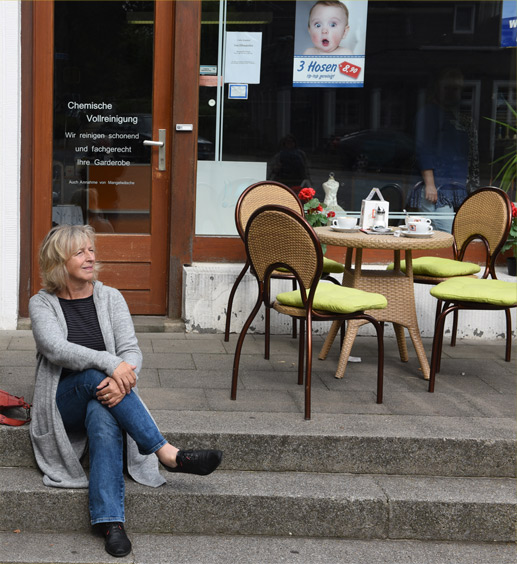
[359,188,390,229]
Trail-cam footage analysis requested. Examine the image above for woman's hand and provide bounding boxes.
[111,361,137,394]
[425,183,438,203]
[96,377,125,408]
[421,170,438,203]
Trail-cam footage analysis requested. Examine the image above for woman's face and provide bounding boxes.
[65,238,96,285]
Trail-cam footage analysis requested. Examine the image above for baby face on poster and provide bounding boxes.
[304,1,352,55]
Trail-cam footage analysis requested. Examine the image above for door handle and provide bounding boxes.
[143,129,166,171]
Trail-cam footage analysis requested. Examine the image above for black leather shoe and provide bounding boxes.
[161,449,223,476]
[100,522,132,557]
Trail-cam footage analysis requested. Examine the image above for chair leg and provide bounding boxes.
[450,309,459,347]
[291,279,297,339]
[265,306,270,360]
[224,262,250,342]
[340,320,346,347]
[436,322,444,375]
[434,299,443,329]
[231,294,263,400]
[429,305,456,393]
[298,318,305,386]
[304,312,313,420]
[322,273,341,285]
[505,308,512,362]
[371,319,384,403]
[437,302,451,373]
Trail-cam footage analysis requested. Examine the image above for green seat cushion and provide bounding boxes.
[276,257,344,275]
[386,257,480,277]
[322,257,345,274]
[276,282,387,314]
[430,278,517,307]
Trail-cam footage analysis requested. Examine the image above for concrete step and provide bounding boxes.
[0,531,515,564]
[1,467,515,542]
[2,411,514,478]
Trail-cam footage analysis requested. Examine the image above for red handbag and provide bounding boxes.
[0,390,31,426]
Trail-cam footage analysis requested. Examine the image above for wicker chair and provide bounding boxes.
[380,183,404,225]
[391,187,510,346]
[230,205,387,420]
[224,181,344,356]
[428,189,516,391]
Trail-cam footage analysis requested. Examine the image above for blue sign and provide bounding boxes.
[228,84,248,100]
[501,0,517,48]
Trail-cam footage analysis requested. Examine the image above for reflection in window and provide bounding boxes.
[197,1,515,236]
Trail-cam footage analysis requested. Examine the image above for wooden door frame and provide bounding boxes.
[19,0,35,318]
[19,0,200,319]
[168,0,200,318]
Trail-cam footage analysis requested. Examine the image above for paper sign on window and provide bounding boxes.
[292,0,368,88]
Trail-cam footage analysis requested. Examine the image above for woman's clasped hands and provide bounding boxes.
[96,361,137,408]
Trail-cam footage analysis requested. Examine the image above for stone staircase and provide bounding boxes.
[0,331,515,562]
[0,411,515,563]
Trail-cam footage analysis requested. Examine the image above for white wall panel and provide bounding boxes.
[0,1,21,329]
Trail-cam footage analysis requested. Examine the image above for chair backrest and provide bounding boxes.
[235,181,303,240]
[452,187,512,276]
[244,205,323,302]
[405,181,424,212]
[380,183,404,212]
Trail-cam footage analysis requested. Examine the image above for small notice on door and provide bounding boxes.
[224,32,262,84]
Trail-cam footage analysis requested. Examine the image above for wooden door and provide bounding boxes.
[31,1,174,314]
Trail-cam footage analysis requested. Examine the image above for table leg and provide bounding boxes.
[318,320,341,360]
[408,326,430,380]
[319,247,357,361]
[393,323,409,362]
[319,248,431,380]
[335,319,365,379]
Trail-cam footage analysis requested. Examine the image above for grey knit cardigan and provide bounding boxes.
[29,282,165,489]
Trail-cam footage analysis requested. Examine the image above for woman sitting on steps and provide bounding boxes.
[29,224,223,558]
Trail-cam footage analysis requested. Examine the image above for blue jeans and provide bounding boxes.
[56,369,167,525]
[418,196,454,233]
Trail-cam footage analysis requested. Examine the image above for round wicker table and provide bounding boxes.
[314,226,454,380]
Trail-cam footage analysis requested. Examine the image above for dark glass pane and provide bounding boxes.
[53,1,154,233]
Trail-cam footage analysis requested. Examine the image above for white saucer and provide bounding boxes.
[330,226,359,233]
[401,231,434,238]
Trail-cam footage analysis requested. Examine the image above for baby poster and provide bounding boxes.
[293,0,368,88]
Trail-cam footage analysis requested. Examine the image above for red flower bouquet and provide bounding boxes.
[298,188,335,228]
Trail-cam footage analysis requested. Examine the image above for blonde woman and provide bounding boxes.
[29,224,222,557]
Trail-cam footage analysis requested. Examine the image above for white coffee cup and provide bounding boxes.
[408,221,433,234]
[332,216,357,229]
[405,216,431,227]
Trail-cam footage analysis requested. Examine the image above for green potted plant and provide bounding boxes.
[486,101,517,195]
[485,102,516,275]
[501,202,517,276]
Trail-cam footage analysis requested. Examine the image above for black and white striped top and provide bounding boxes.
[59,295,106,378]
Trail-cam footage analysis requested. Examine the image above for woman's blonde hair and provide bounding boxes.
[39,224,100,294]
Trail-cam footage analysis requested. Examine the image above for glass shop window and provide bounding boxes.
[196,0,516,236]
[52,1,154,234]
